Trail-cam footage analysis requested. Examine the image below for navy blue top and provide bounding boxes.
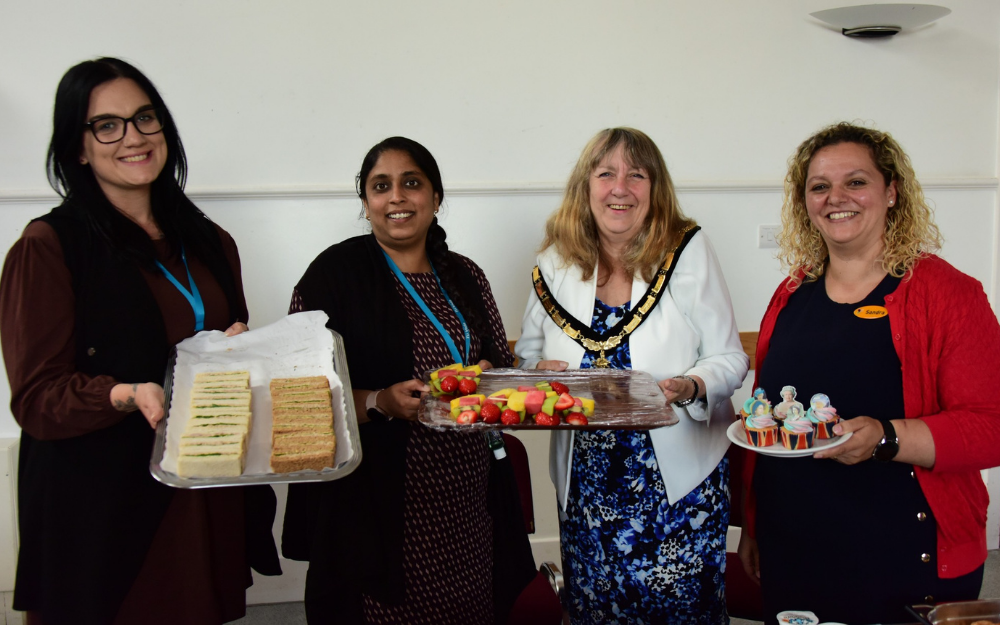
[754,273,979,623]
[758,272,903,419]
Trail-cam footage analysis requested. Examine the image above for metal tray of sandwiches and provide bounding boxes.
[150,311,362,488]
[417,367,678,430]
[908,600,1000,625]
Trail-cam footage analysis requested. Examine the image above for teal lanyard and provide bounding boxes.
[383,251,505,459]
[382,250,471,365]
[155,246,205,332]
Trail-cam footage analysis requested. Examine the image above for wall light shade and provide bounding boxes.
[810,4,951,38]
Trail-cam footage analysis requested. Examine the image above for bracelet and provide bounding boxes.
[672,375,699,407]
[366,390,391,421]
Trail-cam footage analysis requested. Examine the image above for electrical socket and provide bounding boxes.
[758,225,780,249]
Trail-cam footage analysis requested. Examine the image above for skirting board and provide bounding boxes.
[0,439,19,592]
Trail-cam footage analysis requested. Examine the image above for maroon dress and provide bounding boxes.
[291,257,514,624]
[1,221,265,625]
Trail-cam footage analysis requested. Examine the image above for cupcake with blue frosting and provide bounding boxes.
[743,396,778,447]
[741,387,770,419]
[806,393,840,439]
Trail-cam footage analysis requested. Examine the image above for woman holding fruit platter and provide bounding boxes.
[516,127,749,622]
[281,136,535,624]
[738,123,1000,623]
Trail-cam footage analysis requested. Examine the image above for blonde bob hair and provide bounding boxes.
[779,122,941,287]
[541,127,696,284]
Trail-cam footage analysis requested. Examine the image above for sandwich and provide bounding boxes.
[176,370,252,478]
[269,376,336,473]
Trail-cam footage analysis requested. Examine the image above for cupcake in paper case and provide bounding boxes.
[806,393,840,439]
[743,401,779,447]
[780,413,815,450]
[776,611,818,625]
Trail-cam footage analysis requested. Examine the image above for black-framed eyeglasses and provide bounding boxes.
[84,107,166,144]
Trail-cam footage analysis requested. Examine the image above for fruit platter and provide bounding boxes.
[418,366,678,430]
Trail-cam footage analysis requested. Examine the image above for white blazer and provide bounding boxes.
[515,230,748,509]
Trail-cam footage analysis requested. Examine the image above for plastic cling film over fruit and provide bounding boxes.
[417,367,678,431]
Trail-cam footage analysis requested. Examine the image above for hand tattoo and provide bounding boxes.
[113,383,139,412]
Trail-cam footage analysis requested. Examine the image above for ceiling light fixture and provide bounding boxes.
[810,4,951,38]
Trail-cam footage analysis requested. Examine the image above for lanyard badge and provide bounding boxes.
[382,250,471,366]
[155,246,205,332]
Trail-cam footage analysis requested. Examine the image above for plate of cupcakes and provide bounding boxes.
[727,386,852,457]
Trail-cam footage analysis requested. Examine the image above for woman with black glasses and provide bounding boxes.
[0,57,279,625]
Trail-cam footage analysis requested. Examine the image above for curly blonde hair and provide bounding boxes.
[541,128,696,284]
[779,122,941,287]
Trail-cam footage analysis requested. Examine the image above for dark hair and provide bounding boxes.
[46,57,225,275]
[356,137,499,364]
[356,136,445,207]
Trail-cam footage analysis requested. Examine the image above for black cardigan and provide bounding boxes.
[17,204,278,624]
[282,234,535,624]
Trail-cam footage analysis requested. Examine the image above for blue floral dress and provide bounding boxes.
[561,299,730,624]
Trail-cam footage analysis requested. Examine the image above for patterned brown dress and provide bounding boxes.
[290,256,514,624]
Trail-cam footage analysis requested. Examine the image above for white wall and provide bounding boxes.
[1,0,999,592]
[3,1,998,191]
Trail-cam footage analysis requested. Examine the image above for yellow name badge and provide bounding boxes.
[854,305,888,319]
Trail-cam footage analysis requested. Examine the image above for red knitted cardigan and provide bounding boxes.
[744,255,1000,578]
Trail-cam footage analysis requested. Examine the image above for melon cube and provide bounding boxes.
[524,390,546,415]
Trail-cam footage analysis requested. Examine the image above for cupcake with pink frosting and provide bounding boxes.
[780,411,815,450]
[743,399,779,447]
[806,393,840,439]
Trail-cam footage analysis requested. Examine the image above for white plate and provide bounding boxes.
[726,420,852,458]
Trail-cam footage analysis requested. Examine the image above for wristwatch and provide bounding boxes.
[672,375,700,407]
[872,419,899,462]
[366,390,391,422]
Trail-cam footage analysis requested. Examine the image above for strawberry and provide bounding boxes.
[565,413,589,426]
[550,381,569,395]
[501,409,521,426]
[480,403,501,424]
[458,378,478,395]
[439,376,459,394]
[534,412,560,426]
[554,392,574,411]
[456,410,479,424]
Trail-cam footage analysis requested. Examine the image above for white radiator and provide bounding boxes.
[0,438,19,592]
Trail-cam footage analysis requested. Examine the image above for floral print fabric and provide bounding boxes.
[561,299,729,624]
[578,299,632,371]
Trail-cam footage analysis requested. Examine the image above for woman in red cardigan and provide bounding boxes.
[737,122,1000,623]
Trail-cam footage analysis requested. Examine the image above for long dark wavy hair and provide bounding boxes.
[356,137,497,364]
[47,57,230,278]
